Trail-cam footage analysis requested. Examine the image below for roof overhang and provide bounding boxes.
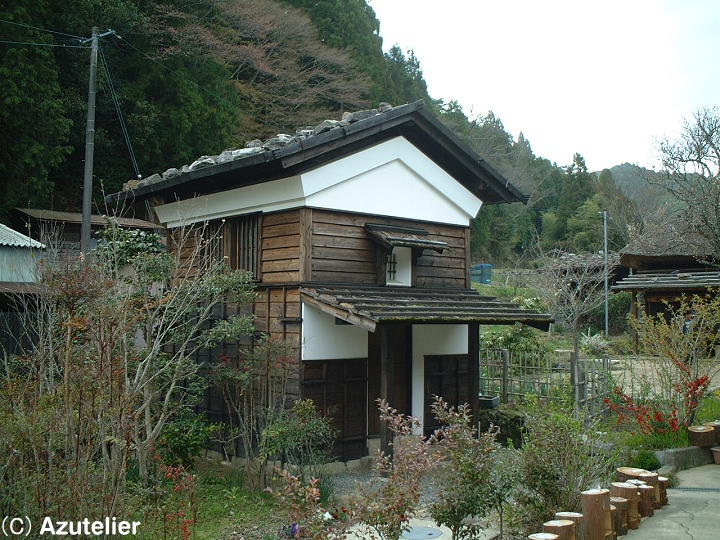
[301,286,553,332]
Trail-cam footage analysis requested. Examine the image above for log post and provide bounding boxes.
[658,476,669,505]
[615,466,648,482]
[555,512,586,540]
[581,489,612,540]
[529,534,559,540]
[637,484,655,517]
[610,482,640,529]
[638,471,660,509]
[609,505,619,540]
[688,425,715,448]
[543,519,576,540]
[609,496,628,536]
[704,420,720,444]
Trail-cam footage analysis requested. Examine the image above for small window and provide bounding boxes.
[386,247,411,286]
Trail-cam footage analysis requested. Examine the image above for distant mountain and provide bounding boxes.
[607,163,671,213]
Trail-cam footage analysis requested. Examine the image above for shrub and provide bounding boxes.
[428,398,499,540]
[630,449,661,471]
[580,330,609,357]
[158,409,222,467]
[515,410,618,532]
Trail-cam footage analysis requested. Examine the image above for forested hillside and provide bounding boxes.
[1,0,643,262]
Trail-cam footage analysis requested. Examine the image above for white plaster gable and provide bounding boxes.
[153,136,482,227]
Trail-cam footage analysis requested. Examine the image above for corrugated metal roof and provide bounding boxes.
[301,286,553,332]
[17,208,161,230]
[0,223,44,248]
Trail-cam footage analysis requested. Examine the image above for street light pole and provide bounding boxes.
[602,210,609,336]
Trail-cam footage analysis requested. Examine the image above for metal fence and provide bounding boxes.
[479,348,612,417]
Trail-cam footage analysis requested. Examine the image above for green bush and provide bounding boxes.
[158,409,222,467]
[515,410,618,532]
[260,399,335,469]
[630,449,661,471]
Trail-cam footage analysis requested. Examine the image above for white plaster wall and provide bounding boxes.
[301,303,368,361]
[151,137,482,228]
[154,176,304,228]
[305,159,473,226]
[411,324,468,430]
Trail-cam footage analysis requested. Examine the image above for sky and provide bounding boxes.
[368,0,720,171]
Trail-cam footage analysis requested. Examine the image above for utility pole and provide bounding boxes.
[81,27,99,255]
[602,210,609,336]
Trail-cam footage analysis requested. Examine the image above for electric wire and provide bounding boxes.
[99,43,141,179]
[0,39,87,48]
[0,18,85,40]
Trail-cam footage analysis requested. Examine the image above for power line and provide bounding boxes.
[0,39,87,48]
[0,18,84,40]
[99,43,141,179]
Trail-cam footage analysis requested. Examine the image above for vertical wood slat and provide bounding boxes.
[464,227,471,288]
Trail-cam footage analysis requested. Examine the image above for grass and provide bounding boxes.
[696,391,720,423]
[133,463,284,540]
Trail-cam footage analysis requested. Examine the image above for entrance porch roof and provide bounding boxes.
[300,285,553,332]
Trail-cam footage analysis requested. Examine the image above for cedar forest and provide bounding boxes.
[1,0,655,262]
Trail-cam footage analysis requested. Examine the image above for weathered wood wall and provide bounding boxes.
[260,211,302,283]
[308,209,469,288]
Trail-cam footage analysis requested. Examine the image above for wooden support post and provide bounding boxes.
[688,425,715,448]
[379,324,394,458]
[581,489,612,540]
[543,519,576,540]
[609,497,628,536]
[610,482,640,529]
[638,472,661,509]
[658,476,669,505]
[555,512,586,540]
[608,505,618,540]
[468,322,480,426]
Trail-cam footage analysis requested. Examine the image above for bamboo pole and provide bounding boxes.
[638,471,660,509]
[609,496,628,536]
[543,519,576,540]
[555,512,586,540]
[581,489,612,540]
[610,482,640,529]
[688,425,715,448]
[658,476,669,505]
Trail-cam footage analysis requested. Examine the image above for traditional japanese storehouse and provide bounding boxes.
[106,101,552,459]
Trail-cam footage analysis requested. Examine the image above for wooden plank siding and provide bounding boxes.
[309,209,469,288]
[260,210,302,283]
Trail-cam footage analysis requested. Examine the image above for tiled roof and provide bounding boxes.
[612,270,720,292]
